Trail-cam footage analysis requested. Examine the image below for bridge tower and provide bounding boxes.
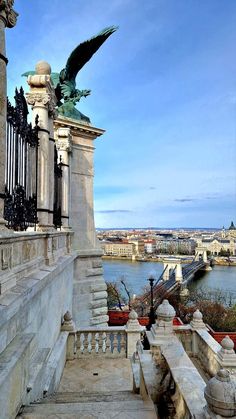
[163,258,183,282]
[195,246,208,263]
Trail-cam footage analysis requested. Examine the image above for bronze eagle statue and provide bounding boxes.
[22,26,118,122]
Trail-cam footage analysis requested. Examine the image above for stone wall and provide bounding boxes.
[0,231,76,419]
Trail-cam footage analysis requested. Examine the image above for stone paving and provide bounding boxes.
[20,358,157,418]
[58,358,133,393]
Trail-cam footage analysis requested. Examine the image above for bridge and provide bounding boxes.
[138,246,212,314]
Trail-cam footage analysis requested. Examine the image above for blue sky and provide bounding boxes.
[6,0,236,228]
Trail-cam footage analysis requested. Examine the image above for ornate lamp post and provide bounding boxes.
[147,272,155,328]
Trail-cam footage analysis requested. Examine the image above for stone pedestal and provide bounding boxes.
[0,1,18,230]
[54,116,108,327]
[126,310,144,358]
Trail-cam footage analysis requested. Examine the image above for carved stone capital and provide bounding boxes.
[26,92,51,107]
[27,75,57,117]
[0,0,18,28]
[56,128,72,152]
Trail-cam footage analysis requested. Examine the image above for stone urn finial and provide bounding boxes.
[190,308,206,330]
[204,369,236,417]
[156,299,176,323]
[129,309,138,321]
[61,310,76,332]
[126,309,142,331]
[35,60,51,75]
[221,336,235,352]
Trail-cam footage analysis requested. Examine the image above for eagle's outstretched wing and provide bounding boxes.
[63,26,118,82]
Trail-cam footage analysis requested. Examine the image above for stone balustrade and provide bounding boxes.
[63,309,144,360]
[0,230,73,294]
[76,327,127,358]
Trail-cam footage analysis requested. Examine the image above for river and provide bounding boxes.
[102,259,236,301]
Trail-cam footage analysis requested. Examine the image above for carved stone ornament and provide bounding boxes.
[0,0,18,28]
[204,369,236,417]
[156,299,176,323]
[26,92,51,107]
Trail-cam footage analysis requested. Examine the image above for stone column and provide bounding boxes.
[55,127,72,230]
[48,110,57,227]
[26,61,57,230]
[0,1,18,229]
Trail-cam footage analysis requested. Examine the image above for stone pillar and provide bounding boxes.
[26,61,57,230]
[163,258,182,281]
[190,309,207,355]
[48,111,57,227]
[175,259,183,282]
[61,311,77,360]
[163,261,170,281]
[126,309,144,358]
[151,299,176,338]
[0,1,18,229]
[54,116,108,327]
[55,127,72,230]
[217,336,236,374]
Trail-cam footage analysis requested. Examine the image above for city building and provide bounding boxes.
[101,241,135,257]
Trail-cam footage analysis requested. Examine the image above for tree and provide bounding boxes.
[106,282,124,310]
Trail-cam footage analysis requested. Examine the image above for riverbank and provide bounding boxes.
[103,259,236,298]
[102,255,236,266]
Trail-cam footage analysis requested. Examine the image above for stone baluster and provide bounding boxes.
[95,332,100,353]
[26,61,57,230]
[79,333,85,354]
[102,332,107,353]
[112,332,119,355]
[87,332,92,353]
[55,127,72,230]
[126,309,144,358]
[120,332,127,357]
[0,1,18,230]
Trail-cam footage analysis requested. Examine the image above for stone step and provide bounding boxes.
[41,390,141,403]
[20,399,157,418]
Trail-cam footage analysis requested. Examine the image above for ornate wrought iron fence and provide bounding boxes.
[53,145,62,228]
[4,87,39,231]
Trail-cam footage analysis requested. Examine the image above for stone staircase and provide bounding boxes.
[19,390,157,418]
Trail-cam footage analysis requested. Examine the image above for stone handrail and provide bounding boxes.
[195,329,221,377]
[76,326,127,358]
[0,230,73,295]
[161,338,206,418]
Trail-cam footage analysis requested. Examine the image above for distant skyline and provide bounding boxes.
[6,0,236,228]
